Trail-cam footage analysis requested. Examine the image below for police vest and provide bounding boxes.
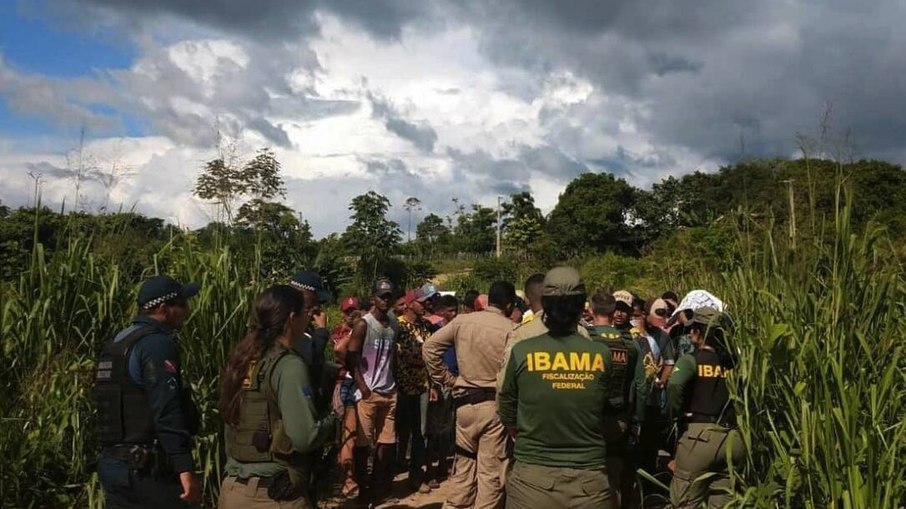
[592,326,632,410]
[92,325,159,445]
[688,349,734,423]
[226,346,305,471]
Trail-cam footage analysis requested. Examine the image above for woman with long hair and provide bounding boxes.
[666,306,743,508]
[218,285,335,509]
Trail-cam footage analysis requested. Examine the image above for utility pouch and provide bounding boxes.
[127,445,150,469]
[267,470,305,502]
[252,427,271,453]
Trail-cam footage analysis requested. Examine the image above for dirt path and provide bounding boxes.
[320,471,452,509]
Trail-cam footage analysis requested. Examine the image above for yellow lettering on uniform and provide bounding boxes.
[714,366,723,378]
[703,365,714,377]
[552,352,569,371]
[534,352,551,371]
[526,352,534,372]
[570,352,591,371]
[612,350,628,365]
[592,353,605,372]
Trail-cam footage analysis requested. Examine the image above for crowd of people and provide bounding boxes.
[91,268,741,509]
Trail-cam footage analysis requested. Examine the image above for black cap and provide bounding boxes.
[290,270,331,303]
[137,275,200,310]
[372,278,394,297]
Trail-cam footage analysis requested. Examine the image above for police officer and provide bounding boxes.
[588,291,646,508]
[667,307,743,508]
[93,275,201,508]
[289,270,332,401]
[423,281,516,509]
[498,267,615,509]
[218,285,337,509]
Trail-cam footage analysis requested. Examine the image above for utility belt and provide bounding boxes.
[233,470,310,502]
[453,387,496,408]
[100,443,172,475]
[688,413,735,428]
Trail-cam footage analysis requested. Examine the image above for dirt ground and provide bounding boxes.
[320,470,451,509]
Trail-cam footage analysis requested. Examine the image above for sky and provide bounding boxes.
[1,0,904,237]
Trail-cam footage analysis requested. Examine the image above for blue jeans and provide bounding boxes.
[96,456,192,509]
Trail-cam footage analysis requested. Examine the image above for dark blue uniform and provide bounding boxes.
[96,315,196,508]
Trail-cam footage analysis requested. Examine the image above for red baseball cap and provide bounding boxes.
[340,296,359,312]
[404,290,419,305]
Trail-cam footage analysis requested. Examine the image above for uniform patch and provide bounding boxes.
[164,359,179,373]
[167,377,178,391]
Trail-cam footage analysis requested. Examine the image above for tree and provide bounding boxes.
[453,204,496,254]
[546,172,635,257]
[193,147,285,224]
[502,191,544,255]
[235,199,313,277]
[415,213,451,258]
[342,191,402,284]
[403,196,422,243]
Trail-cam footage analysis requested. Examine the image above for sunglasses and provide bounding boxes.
[375,293,393,301]
[653,308,668,317]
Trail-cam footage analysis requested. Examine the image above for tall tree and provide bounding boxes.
[502,191,544,255]
[403,196,422,243]
[546,172,635,257]
[342,191,402,283]
[415,213,451,257]
[454,204,496,254]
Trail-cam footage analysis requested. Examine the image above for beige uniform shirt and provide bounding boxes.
[495,310,590,392]
[423,307,514,394]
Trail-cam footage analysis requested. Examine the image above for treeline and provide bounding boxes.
[2,156,904,293]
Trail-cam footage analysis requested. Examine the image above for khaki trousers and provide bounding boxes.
[218,475,312,509]
[506,461,614,509]
[444,400,507,509]
[670,423,745,508]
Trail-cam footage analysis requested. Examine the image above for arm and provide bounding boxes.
[667,354,697,419]
[659,331,676,383]
[497,345,520,438]
[273,355,335,454]
[630,343,647,424]
[422,321,456,388]
[134,336,194,474]
[345,319,371,399]
[333,326,351,366]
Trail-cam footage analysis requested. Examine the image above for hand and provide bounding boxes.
[179,471,201,503]
[312,309,328,328]
[429,388,439,401]
[360,387,372,401]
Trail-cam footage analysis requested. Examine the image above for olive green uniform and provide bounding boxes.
[667,351,744,508]
[588,325,646,507]
[498,332,615,509]
[219,346,335,509]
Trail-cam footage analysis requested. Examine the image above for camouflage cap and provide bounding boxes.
[691,306,722,327]
[542,266,586,297]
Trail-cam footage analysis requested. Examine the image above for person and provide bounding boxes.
[668,290,726,358]
[434,294,460,325]
[417,283,445,329]
[394,289,434,493]
[423,281,517,509]
[330,296,361,499]
[346,278,399,506]
[519,273,545,324]
[667,307,743,508]
[646,298,671,332]
[289,270,333,411]
[632,297,676,477]
[587,291,646,509]
[425,294,459,488]
[218,285,337,509]
[461,289,480,314]
[498,267,615,509]
[92,275,202,508]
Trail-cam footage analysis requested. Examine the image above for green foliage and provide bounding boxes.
[342,191,402,286]
[472,258,518,284]
[415,212,451,257]
[546,172,635,257]
[453,204,496,254]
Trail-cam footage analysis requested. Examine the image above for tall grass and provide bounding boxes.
[670,180,906,506]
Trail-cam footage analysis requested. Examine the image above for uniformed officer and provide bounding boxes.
[92,275,201,508]
[587,291,646,508]
[423,281,517,509]
[498,267,615,509]
[667,307,743,508]
[218,285,337,509]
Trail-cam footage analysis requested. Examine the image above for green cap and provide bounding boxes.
[691,306,721,327]
[542,267,586,297]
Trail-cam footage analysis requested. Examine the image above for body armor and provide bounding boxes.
[688,349,734,424]
[92,326,158,445]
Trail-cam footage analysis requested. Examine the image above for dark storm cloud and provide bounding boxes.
[369,93,438,153]
[57,0,433,41]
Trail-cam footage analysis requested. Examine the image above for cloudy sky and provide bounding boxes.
[1,0,903,236]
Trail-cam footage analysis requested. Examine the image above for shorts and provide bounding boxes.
[356,390,397,446]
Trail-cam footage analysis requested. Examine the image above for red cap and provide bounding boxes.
[404,290,419,305]
[474,294,488,311]
[340,297,359,312]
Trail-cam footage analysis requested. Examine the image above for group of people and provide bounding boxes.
[91,267,742,509]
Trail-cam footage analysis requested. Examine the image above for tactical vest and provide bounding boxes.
[92,325,158,445]
[591,326,632,410]
[226,346,305,470]
[688,349,735,423]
